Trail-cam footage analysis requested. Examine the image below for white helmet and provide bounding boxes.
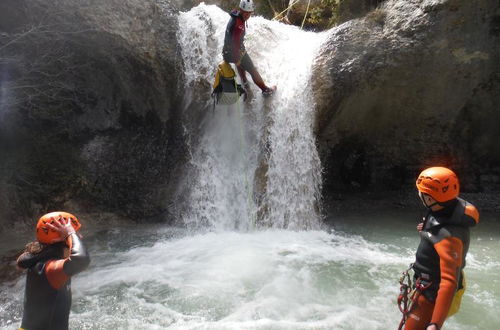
[239,0,254,12]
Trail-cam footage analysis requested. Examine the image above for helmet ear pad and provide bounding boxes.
[418,191,439,209]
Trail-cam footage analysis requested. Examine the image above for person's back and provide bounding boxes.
[17,212,90,330]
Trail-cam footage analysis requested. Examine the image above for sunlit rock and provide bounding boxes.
[313,0,500,194]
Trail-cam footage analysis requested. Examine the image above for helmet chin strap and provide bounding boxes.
[425,201,440,209]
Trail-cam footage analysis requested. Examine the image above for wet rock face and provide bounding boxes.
[313,0,500,195]
[0,0,184,227]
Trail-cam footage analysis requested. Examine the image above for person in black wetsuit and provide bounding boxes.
[402,167,479,330]
[223,0,276,96]
[17,211,90,330]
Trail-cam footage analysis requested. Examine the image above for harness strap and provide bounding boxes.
[397,265,432,330]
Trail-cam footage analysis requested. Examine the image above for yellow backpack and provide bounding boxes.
[447,271,466,317]
[212,61,246,106]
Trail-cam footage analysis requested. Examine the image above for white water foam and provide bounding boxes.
[2,220,500,329]
[66,229,408,329]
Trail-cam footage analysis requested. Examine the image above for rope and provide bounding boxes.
[271,0,312,30]
[300,0,312,29]
[397,267,413,330]
[233,73,257,230]
[397,265,432,330]
[272,0,300,22]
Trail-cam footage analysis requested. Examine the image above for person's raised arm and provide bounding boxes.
[44,217,90,289]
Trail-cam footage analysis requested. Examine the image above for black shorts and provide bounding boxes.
[223,52,255,72]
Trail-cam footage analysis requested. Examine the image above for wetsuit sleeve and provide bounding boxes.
[431,237,463,328]
[45,233,90,289]
[232,18,244,62]
[17,252,34,269]
[464,204,480,226]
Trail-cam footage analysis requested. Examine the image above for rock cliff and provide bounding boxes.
[0,0,184,228]
[1,0,499,231]
[313,0,500,196]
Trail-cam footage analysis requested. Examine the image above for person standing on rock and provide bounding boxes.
[398,167,479,330]
[17,211,90,330]
[222,0,276,96]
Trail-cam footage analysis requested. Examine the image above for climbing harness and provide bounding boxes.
[397,264,432,330]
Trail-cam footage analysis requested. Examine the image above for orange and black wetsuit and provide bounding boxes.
[405,198,479,330]
[17,233,90,330]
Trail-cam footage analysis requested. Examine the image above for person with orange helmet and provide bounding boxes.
[400,167,479,330]
[17,211,90,330]
[222,0,276,96]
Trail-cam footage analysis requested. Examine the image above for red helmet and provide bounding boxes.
[416,167,459,203]
[36,211,81,244]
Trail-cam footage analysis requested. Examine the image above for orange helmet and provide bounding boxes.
[416,167,459,203]
[36,211,81,244]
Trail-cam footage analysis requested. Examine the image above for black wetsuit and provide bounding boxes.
[17,234,90,330]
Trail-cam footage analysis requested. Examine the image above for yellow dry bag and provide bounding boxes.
[212,61,245,105]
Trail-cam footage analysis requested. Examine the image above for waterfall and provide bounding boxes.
[176,4,326,231]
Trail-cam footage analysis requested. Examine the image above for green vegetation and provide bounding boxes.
[307,0,340,29]
[255,0,385,30]
[204,0,381,30]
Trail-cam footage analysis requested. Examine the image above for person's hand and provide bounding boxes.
[417,222,424,232]
[426,324,438,330]
[45,216,76,243]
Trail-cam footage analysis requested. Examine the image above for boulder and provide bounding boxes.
[313,0,500,195]
[0,0,184,229]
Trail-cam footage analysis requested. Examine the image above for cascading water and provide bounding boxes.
[1,4,499,330]
[258,22,324,230]
[176,4,325,231]
[176,4,259,231]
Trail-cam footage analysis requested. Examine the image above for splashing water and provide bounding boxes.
[176,4,326,231]
[3,214,499,329]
